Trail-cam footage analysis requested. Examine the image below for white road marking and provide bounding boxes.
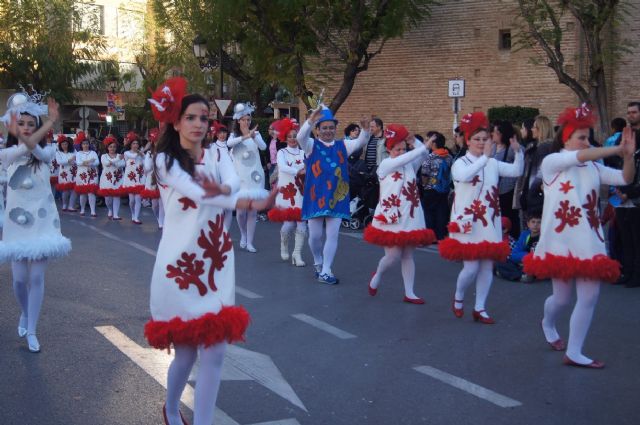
[96,326,306,423]
[72,220,262,299]
[340,231,439,254]
[248,420,302,425]
[413,365,522,408]
[291,313,357,340]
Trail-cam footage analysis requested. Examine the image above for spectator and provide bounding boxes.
[419,131,452,240]
[363,117,387,171]
[344,123,362,163]
[491,120,520,238]
[496,212,541,282]
[615,101,640,287]
[603,117,627,168]
[452,126,466,161]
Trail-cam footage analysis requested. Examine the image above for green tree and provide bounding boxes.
[515,0,631,137]
[0,0,107,103]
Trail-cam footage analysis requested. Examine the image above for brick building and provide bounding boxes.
[325,0,640,140]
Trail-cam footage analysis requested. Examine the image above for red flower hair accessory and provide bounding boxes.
[460,112,489,141]
[148,77,188,124]
[272,118,299,142]
[124,130,139,146]
[211,120,228,137]
[75,131,86,144]
[102,135,117,148]
[46,129,54,139]
[56,134,66,144]
[558,103,597,143]
[384,124,409,150]
[148,128,160,144]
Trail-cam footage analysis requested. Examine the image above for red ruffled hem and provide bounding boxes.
[439,238,510,261]
[267,207,302,222]
[122,185,144,194]
[74,184,99,194]
[56,182,75,191]
[144,306,250,349]
[97,187,128,197]
[140,188,160,199]
[363,225,436,247]
[523,253,620,283]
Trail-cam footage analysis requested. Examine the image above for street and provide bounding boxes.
[1,207,639,425]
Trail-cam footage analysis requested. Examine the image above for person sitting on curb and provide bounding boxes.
[496,212,541,282]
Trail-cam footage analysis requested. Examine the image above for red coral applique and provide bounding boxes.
[470,175,481,186]
[462,222,473,233]
[178,197,197,211]
[485,185,501,221]
[554,200,582,233]
[391,171,403,181]
[294,174,305,195]
[71,165,78,178]
[113,169,123,183]
[105,172,113,183]
[166,252,207,295]
[88,168,98,181]
[79,171,88,183]
[582,189,604,242]
[464,199,488,226]
[127,170,138,183]
[401,180,420,218]
[136,164,144,179]
[197,215,233,292]
[279,182,298,206]
[60,171,68,180]
[381,194,401,211]
[559,180,574,194]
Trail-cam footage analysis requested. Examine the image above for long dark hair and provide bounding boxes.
[59,137,73,153]
[155,94,210,177]
[6,112,46,168]
[522,118,535,145]
[232,114,251,137]
[551,125,566,153]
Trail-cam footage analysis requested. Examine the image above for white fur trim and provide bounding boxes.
[237,188,269,200]
[0,235,71,262]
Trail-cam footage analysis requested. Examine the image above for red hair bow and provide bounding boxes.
[75,131,86,144]
[557,103,597,143]
[272,118,299,142]
[460,112,489,141]
[56,134,66,143]
[384,124,409,150]
[148,128,160,144]
[148,77,188,124]
[102,135,117,148]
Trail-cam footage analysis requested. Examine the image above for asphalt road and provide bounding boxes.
[1,205,639,425]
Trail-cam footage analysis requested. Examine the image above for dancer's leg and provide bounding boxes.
[307,218,324,267]
[26,259,47,335]
[133,194,142,221]
[542,278,573,343]
[474,259,495,314]
[236,209,248,246]
[113,196,121,219]
[320,217,342,276]
[245,209,258,250]
[193,343,227,425]
[61,191,69,210]
[88,193,97,215]
[165,345,197,425]
[68,191,77,210]
[105,196,113,216]
[566,279,601,364]
[454,260,481,309]
[11,261,29,334]
[400,246,418,298]
[79,194,87,214]
[370,246,402,290]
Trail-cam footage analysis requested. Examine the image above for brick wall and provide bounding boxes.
[317,0,637,142]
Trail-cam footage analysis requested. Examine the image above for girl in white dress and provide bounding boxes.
[140,128,164,228]
[97,135,126,220]
[122,132,145,224]
[55,135,77,211]
[74,135,100,217]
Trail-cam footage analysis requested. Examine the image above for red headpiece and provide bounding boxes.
[460,112,489,141]
[56,134,66,144]
[148,77,188,124]
[148,128,160,144]
[124,131,139,146]
[557,103,597,143]
[74,131,86,144]
[384,124,409,150]
[102,135,117,148]
[46,129,54,139]
[272,118,299,142]
[211,120,228,136]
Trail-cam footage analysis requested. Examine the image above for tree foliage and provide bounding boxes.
[0,0,108,103]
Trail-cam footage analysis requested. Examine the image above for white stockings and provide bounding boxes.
[307,217,342,276]
[542,278,601,364]
[105,196,122,219]
[236,209,258,249]
[129,194,142,221]
[12,259,48,337]
[165,343,227,425]
[370,246,418,298]
[79,193,97,215]
[151,199,165,228]
[454,260,494,314]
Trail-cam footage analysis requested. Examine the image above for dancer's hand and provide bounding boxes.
[509,135,521,153]
[308,106,323,124]
[247,187,277,211]
[483,138,494,157]
[296,168,306,176]
[406,134,415,149]
[359,116,369,131]
[47,98,60,123]
[197,175,224,198]
[619,126,636,158]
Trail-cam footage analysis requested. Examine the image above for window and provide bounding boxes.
[499,29,511,50]
[74,3,104,35]
[474,68,481,77]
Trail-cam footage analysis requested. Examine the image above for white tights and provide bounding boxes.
[104,196,122,219]
[236,209,257,248]
[79,193,96,215]
[281,221,307,234]
[370,246,418,298]
[307,217,342,276]
[542,278,601,364]
[61,190,74,210]
[129,194,142,221]
[454,260,494,314]
[151,199,165,227]
[12,259,48,335]
[165,343,226,425]
[223,209,233,231]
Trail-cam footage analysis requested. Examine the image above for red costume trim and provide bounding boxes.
[140,188,161,199]
[97,187,129,197]
[523,253,620,283]
[363,225,436,247]
[50,176,59,185]
[447,222,461,233]
[74,184,99,194]
[56,182,75,191]
[122,185,144,194]
[267,207,302,222]
[439,238,510,261]
[144,306,250,349]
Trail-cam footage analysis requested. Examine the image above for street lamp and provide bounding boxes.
[192,35,224,100]
[108,76,118,93]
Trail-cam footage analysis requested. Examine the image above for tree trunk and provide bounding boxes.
[589,69,610,143]
[329,60,360,114]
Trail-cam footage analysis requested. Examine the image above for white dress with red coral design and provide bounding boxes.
[140,152,160,199]
[74,150,99,194]
[439,151,523,261]
[268,147,306,222]
[144,147,248,349]
[523,150,625,282]
[122,151,145,194]
[98,153,126,197]
[49,144,59,186]
[364,142,436,246]
[55,151,76,191]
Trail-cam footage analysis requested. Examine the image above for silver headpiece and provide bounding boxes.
[232,102,256,120]
[0,85,49,125]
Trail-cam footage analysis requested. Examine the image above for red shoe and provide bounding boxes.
[163,403,190,425]
[563,355,605,369]
[368,272,377,296]
[112,217,122,221]
[452,298,464,318]
[540,320,565,351]
[472,309,495,324]
[403,296,425,305]
[132,219,142,225]
[90,214,97,218]
[67,208,78,213]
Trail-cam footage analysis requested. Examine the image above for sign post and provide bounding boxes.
[448,79,465,133]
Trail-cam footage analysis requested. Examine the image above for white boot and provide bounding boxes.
[291,230,306,267]
[280,230,291,261]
